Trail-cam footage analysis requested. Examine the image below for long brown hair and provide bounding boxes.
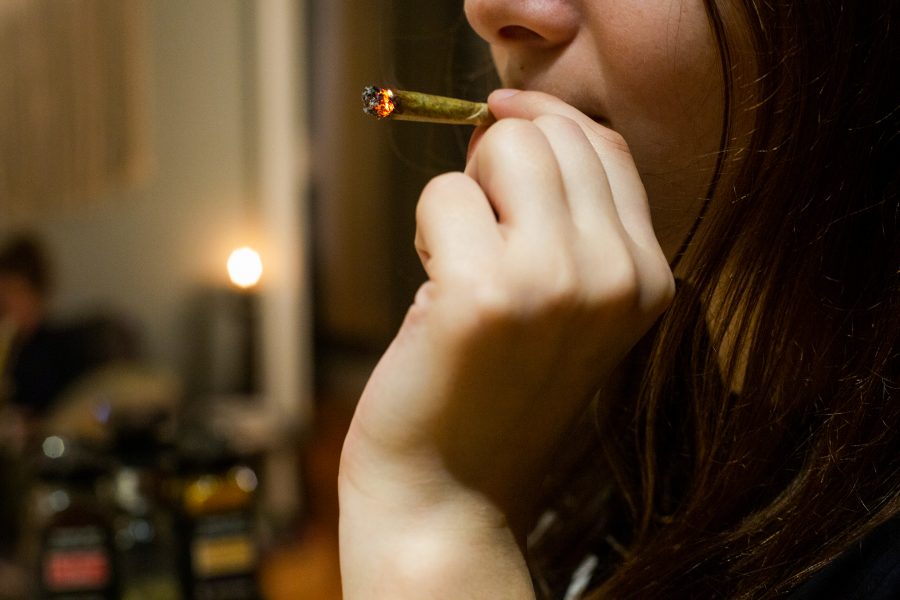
[531,1,900,597]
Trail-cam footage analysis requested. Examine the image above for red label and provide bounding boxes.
[44,550,110,590]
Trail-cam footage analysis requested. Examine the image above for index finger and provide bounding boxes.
[487,90,657,252]
[465,117,572,248]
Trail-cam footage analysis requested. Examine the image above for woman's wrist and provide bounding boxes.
[339,466,536,599]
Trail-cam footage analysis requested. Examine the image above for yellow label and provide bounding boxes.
[191,535,256,577]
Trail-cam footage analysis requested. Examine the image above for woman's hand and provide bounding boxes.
[339,90,675,599]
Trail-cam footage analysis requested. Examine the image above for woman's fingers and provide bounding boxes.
[487,90,660,255]
[487,90,637,177]
[528,114,622,239]
[420,93,672,316]
[414,172,502,281]
[464,118,572,249]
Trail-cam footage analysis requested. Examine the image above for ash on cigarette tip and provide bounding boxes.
[362,86,395,118]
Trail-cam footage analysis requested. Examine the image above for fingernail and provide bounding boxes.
[489,88,521,101]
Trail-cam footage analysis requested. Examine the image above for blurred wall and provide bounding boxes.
[310,0,494,400]
[310,0,395,347]
[0,0,256,374]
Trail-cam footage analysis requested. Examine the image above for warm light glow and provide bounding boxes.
[227,247,263,289]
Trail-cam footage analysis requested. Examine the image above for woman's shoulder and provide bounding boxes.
[787,517,900,599]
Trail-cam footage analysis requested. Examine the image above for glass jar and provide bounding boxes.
[33,435,119,600]
[175,430,261,600]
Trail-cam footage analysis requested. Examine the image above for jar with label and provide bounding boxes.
[111,422,182,600]
[175,430,261,600]
[34,435,119,600]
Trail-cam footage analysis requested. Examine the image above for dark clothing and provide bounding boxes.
[7,322,89,414]
[6,316,137,415]
[787,518,900,599]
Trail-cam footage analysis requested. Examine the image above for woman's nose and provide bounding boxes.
[464,0,580,48]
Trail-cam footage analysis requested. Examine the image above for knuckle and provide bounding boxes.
[489,116,533,135]
[446,283,515,340]
[601,252,641,309]
[506,246,579,303]
[647,261,676,314]
[590,250,675,319]
[540,262,581,308]
[519,260,584,321]
[473,284,514,321]
[660,268,677,305]
[596,126,632,157]
[420,171,465,200]
[417,172,465,221]
[479,117,536,151]
[533,113,580,134]
[457,268,580,335]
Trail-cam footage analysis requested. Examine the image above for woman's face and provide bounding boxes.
[465,0,726,259]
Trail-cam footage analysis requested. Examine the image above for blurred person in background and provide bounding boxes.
[0,232,140,421]
[0,233,60,593]
[0,232,138,594]
[0,233,70,419]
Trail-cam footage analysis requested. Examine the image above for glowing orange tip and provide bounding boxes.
[362,86,396,119]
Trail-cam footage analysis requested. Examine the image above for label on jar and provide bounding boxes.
[191,512,257,578]
[43,525,112,591]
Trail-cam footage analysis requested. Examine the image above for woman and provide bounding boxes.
[339,0,899,597]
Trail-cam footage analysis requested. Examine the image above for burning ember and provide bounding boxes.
[362,86,396,119]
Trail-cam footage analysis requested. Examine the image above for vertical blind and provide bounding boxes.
[0,0,149,222]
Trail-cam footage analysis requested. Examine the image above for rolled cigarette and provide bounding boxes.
[362,86,494,126]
